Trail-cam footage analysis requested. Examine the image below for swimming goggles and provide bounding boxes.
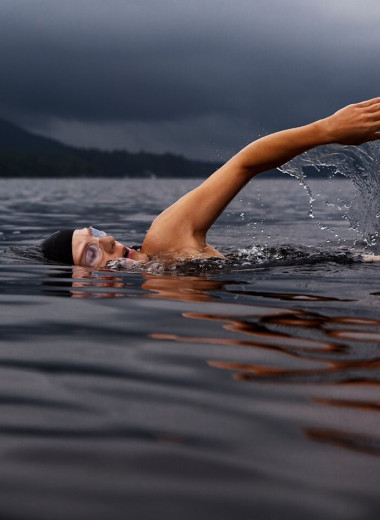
[83,226,107,267]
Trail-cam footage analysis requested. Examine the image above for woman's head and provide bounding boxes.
[41,226,147,267]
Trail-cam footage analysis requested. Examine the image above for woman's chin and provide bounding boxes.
[129,250,148,262]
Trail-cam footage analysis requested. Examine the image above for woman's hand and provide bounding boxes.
[322,98,380,145]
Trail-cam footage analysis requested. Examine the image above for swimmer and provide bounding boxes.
[41,98,380,267]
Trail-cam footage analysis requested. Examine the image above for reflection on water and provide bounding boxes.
[142,274,226,302]
[304,427,380,457]
[144,276,380,457]
[39,267,380,461]
[42,267,133,298]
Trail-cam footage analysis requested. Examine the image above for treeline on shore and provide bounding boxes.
[0,147,222,178]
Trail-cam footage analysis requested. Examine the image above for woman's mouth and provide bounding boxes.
[123,247,134,259]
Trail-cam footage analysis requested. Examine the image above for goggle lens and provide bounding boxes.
[82,226,108,267]
[89,226,107,238]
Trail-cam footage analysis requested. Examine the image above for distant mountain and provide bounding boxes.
[0,118,222,178]
[0,118,67,151]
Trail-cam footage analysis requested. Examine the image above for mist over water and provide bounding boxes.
[279,142,380,252]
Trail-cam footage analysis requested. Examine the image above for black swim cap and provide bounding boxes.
[41,229,75,265]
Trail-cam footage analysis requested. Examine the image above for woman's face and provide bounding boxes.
[72,227,147,267]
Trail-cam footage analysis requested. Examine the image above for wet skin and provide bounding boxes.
[72,228,148,268]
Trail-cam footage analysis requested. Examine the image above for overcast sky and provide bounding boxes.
[1,0,379,160]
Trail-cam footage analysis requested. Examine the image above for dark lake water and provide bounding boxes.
[0,174,379,520]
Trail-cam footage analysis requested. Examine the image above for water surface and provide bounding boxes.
[0,174,379,520]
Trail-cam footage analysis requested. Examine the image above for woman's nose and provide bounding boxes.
[100,236,116,253]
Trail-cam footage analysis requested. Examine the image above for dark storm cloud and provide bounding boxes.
[0,0,379,158]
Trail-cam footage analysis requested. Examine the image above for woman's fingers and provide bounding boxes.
[357,97,380,108]
[366,104,380,116]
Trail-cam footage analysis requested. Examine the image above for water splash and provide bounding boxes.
[106,257,165,273]
[232,245,355,269]
[279,142,380,252]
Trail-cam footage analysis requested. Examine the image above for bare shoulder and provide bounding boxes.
[140,209,197,257]
[141,213,224,259]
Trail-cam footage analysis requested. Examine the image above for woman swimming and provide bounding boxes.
[42,98,380,267]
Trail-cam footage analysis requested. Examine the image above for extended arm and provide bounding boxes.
[141,98,380,257]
